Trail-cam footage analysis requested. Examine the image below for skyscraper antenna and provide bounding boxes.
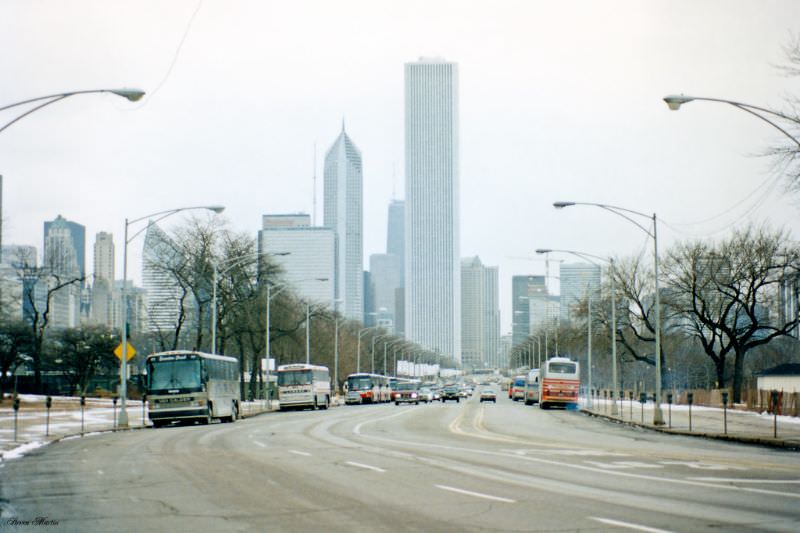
[312,142,317,226]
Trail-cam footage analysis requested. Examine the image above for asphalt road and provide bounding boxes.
[1,393,799,532]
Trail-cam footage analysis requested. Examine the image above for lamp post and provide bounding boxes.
[1,88,145,134]
[663,94,800,148]
[118,205,224,427]
[537,248,618,414]
[356,327,378,373]
[553,201,664,425]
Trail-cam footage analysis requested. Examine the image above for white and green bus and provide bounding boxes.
[146,351,240,427]
[277,363,331,410]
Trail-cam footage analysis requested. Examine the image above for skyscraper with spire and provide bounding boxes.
[323,122,363,320]
[405,58,461,363]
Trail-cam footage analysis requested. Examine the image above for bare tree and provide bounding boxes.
[772,33,800,193]
[664,226,800,402]
[50,325,118,396]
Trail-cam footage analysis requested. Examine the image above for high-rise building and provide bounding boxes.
[387,200,405,279]
[461,257,499,370]
[405,57,461,362]
[90,232,115,327]
[324,124,363,321]
[93,232,115,285]
[258,214,335,307]
[142,222,187,333]
[369,253,402,333]
[44,215,85,286]
[560,262,602,323]
[512,275,545,347]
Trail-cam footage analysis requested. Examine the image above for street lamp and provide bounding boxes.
[118,205,224,427]
[663,94,800,148]
[537,248,618,413]
[553,201,665,425]
[356,326,380,373]
[1,88,145,134]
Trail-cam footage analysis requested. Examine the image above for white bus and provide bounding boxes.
[277,363,331,410]
[146,350,240,427]
[345,373,390,404]
[524,369,540,406]
[539,357,580,409]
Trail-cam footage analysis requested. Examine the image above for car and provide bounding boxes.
[393,382,421,405]
[441,385,460,402]
[418,388,434,403]
[480,389,497,403]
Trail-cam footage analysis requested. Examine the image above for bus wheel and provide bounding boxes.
[205,405,213,424]
[321,396,329,410]
[229,401,237,422]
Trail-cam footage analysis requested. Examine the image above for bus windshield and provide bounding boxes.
[148,358,202,392]
[278,370,312,386]
[347,376,373,391]
[396,382,418,391]
[549,363,577,374]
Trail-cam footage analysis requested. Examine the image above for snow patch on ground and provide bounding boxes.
[0,441,48,461]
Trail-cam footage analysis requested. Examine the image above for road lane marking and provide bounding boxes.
[346,461,386,473]
[688,477,800,484]
[590,517,674,533]
[351,410,800,500]
[253,440,267,448]
[660,461,747,471]
[289,450,311,457]
[435,484,515,503]
[584,461,664,470]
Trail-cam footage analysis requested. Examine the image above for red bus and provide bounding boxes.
[539,357,580,409]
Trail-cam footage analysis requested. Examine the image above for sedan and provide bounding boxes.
[479,389,497,403]
[418,388,434,403]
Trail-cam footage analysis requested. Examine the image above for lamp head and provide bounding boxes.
[110,89,146,102]
[207,206,226,214]
[663,94,693,111]
[553,201,575,209]
[535,249,551,254]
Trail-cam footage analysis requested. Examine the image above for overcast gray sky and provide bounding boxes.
[1,0,799,333]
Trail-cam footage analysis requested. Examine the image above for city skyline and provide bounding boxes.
[2,2,799,335]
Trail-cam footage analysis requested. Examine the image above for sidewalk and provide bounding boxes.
[582,398,800,450]
[0,395,277,459]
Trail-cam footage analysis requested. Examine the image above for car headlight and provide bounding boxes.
[411,393,417,398]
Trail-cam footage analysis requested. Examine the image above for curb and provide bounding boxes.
[581,409,800,451]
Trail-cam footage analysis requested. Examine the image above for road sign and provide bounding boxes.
[114,342,137,361]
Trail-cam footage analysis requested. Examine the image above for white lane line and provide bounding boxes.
[346,461,386,473]
[435,484,515,503]
[253,440,267,448]
[688,477,800,484]
[590,517,675,533]
[289,450,311,457]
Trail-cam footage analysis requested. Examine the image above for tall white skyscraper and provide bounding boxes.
[405,58,461,362]
[323,124,363,320]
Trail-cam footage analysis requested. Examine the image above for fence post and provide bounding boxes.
[45,396,52,437]
[667,393,673,429]
[113,396,118,431]
[13,396,20,442]
[628,391,633,420]
[80,396,86,436]
[772,390,779,439]
[722,391,729,435]
[142,394,147,427]
[687,392,694,432]
[639,392,646,424]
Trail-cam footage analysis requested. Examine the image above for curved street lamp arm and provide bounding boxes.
[664,94,800,148]
[0,95,70,134]
[536,248,608,265]
[554,201,654,237]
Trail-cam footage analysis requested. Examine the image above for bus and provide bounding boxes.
[277,363,331,410]
[345,373,389,404]
[146,350,240,427]
[524,369,540,406]
[539,357,580,409]
[510,375,526,401]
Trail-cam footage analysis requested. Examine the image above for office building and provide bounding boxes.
[405,57,461,362]
[142,222,187,333]
[369,253,402,333]
[324,125,363,320]
[258,214,335,307]
[512,275,545,347]
[560,262,602,323]
[461,257,499,370]
[43,215,85,286]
